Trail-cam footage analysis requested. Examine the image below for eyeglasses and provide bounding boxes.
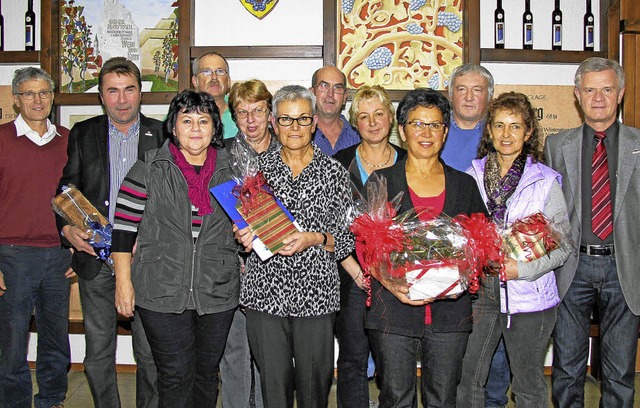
[198,68,228,77]
[406,121,446,132]
[236,107,269,119]
[314,81,346,95]
[276,116,314,127]
[15,90,53,100]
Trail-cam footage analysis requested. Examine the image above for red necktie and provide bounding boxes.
[591,131,613,240]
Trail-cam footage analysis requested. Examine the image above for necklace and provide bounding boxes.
[359,144,392,168]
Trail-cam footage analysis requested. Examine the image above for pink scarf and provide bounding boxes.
[169,143,217,216]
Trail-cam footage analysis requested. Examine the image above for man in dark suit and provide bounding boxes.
[544,57,640,407]
[57,57,164,408]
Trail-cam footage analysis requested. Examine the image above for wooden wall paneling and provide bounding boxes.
[177,0,193,91]
[323,0,336,67]
[465,0,480,65]
[607,0,620,61]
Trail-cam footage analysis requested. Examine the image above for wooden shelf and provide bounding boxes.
[191,45,323,60]
[0,51,40,64]
[53,92,177,106]
[481,48,608,64]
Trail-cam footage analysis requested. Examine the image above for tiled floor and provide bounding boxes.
[32,370,640,407]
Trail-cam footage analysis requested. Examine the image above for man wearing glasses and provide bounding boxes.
[0,68,72,408]
[192,51,239,139]
[310,66,360,156]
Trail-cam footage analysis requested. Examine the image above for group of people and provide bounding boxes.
[0,53,639,408]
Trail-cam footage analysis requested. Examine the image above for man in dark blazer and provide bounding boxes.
[544,57,640,407]
[57,57,164,408]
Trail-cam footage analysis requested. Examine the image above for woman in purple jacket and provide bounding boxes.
[457,92,572,407]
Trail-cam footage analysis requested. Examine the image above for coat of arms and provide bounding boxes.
[239,0,278,20]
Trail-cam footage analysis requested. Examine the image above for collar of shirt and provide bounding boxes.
[450,117,484,132]
[14,114,60,146]
[108,115,141,140]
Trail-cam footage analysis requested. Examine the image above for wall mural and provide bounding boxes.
[59,0,179,93]
[338,0,463,90]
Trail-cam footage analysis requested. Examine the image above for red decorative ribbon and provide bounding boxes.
[453,212,505,292]
[351,208,404,306]
[232,172,271,209]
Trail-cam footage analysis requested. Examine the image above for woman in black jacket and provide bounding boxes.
[365,89,487,408]
[333,85,406,408]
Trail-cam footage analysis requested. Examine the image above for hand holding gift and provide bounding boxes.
[52,184,114,271]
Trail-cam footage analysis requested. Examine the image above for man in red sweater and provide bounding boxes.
[0,68,72,408]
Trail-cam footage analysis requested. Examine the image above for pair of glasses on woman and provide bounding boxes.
[236,107,269,119]
[275,116,314,127]
[15,90,53,100]
[405,120,446,132]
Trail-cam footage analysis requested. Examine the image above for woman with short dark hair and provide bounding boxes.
[366,88,487,407]
[112,90,238,408]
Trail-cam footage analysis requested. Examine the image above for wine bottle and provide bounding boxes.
[0,0,4,51]
[495,0,505,49]
[584,0,595,51]
[523,0,533,50]
[25,0,35,51]
[552,0,563,50]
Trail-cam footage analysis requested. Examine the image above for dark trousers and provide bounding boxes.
[0,245,71,408]
[246,309,335,408]
[220,308,263,408]
[484,338,510,407]
[78,265,158,408]
[457,276,556,408]
[552,253,640,408]
[369,325,468,408]
[138,306,234,408]
[336,283,371,408]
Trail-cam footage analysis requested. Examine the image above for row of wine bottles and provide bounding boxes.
[0,0,37,52]
[495,0,595,51]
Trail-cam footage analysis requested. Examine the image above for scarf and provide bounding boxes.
[169,143,217,216]
[483,151,527,223]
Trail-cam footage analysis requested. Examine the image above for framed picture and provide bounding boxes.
[335,0,464,92]
[42,0,192,105]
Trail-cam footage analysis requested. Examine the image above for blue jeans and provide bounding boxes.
[138,306,235,408]
[458,276,555,408]
[0,245,71,408]
[336,283,371,408]
[369,325,468,408]
[485,339,510,407]
[78,265,158,408]
[220,308,263,408]
[552,253,640,408]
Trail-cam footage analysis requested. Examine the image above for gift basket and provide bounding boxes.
[211,142,301,260]
[501,211,565,263]
[351,173,503,304]
[51,184,114,271]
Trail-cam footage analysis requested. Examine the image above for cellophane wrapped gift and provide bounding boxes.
[211,142,300,260]
[501,211,566,263]
[51,184,113,269]
[351,173,502,303]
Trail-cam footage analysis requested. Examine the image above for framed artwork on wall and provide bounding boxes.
[335,0,465,92]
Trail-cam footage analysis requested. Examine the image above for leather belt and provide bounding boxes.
[580,243,615,256]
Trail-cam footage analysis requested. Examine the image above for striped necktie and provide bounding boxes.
[591,131,613,240]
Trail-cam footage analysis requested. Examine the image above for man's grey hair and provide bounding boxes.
[272,85,317,118]
[575,57,625,90]
[448,63,494,101]
[191,51,229,76]
[12,67,55,94]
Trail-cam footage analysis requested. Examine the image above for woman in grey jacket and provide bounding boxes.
[112,90,238,408]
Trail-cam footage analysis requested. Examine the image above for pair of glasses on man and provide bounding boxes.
[405,120,446,132]
[314,81,347,95]
[15,90,53,100]
[275,116,314,127]
[198,68,228,77]
[236,107,269,119]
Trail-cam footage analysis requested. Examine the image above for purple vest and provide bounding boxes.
[469,156,562,314]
